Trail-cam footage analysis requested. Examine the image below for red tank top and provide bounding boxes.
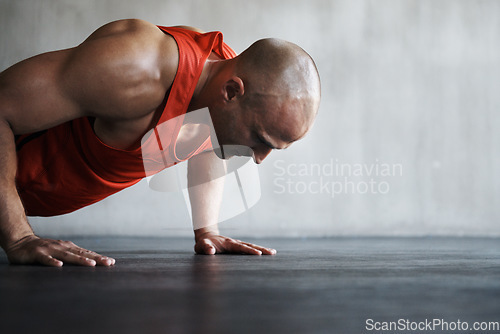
[15,26,237,216]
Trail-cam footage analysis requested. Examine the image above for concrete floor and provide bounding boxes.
[0,237,499,334]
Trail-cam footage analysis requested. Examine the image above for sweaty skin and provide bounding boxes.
[0,19,320,266]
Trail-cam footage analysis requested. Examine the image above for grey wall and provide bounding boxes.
[1,0,499,237]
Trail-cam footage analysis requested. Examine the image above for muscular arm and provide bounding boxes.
[188,152,276,256]
[175,25,275,256]
[0,91,111,266]
[0,19,178,266]
[0,51,83,266]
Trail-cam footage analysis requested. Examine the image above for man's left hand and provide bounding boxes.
[194,233,276,255]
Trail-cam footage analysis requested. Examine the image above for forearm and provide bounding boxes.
[188,178,224,235]
[0,119,34,251]
[187,151,226,239]
[188,153,276,256]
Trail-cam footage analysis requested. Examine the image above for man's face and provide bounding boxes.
[209,95,312,164]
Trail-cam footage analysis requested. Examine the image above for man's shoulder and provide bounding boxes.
[61,19,179,121]
[83,19,160,43]
[84,19,179,66]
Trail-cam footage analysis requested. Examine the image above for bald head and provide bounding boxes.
[236,38,320,108]
[202,38,321,163]
[234,38,320,143]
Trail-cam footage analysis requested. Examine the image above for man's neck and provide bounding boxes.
[188,55,225,112]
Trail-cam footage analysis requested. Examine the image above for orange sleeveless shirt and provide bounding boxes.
[15,26,237,216]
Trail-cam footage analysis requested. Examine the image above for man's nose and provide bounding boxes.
[254,146,272,164]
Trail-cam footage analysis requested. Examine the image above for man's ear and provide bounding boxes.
[222,77,244,101]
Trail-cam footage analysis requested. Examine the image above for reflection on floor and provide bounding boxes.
[1,237,499,334]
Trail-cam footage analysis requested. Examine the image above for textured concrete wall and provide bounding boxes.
[1,0,499,237]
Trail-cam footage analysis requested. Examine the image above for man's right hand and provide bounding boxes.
[5,235,115,267]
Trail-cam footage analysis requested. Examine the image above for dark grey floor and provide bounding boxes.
[1,237,499,334]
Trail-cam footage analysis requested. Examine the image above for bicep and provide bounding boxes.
[0,49,83,134]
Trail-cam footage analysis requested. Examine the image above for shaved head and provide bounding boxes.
[234,38,321,142]
[202,37,321,164]
[236,39,320,107]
